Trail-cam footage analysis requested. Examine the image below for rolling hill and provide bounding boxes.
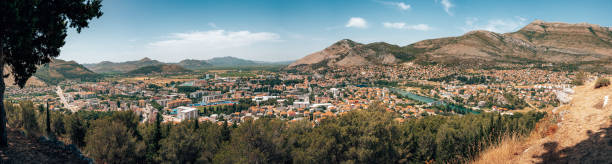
[33,59,100,84]
[3,66,47,87]
[83,57,164,73]
[127,64,192,75]
[84,56,291,73]
[288,20,612,72]
[206,56,259,66]
[177,59,213,70]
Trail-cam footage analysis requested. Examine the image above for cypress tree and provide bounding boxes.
[45,100,52,138]
[221,121,230,141]
[193,119,199,130]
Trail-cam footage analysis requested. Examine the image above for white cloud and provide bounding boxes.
[461,17,528,33]
[383,22,406,29]
[396,2,411,10]
[149,30,280,52]
[346,17,368,28]
[376,1,411,10]
[440,0,454,16]
[383,22,432,31]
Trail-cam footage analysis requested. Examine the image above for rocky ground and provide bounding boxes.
[475,78,612,164]
[0,128,89,164]
[517,79,612,164]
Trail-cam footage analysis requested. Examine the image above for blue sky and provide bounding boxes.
[59,0,612,63]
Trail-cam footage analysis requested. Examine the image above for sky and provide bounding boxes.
[59,0,612,63]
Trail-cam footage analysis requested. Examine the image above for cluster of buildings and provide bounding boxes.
[5,64,602,125]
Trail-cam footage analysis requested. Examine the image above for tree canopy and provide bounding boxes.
[1,0,102,87]
[0,0,102,147]
[6,100,545,163]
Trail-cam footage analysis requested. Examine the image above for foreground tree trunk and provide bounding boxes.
[0,61,7,147]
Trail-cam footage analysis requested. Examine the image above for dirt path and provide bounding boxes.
[476,79,612,164]
[0,128,89,164]
[516,80,612,163]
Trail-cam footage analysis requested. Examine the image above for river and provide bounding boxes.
[390,88,480,114]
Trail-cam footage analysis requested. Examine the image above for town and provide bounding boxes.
[6,64,595,126]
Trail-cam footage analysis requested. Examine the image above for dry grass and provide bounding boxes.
[473,135,523,164]
[473,114,556,164]
[474,79,612,163]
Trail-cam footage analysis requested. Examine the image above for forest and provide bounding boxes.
[5,101,545,163]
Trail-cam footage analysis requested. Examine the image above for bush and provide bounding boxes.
[84,119,145,163]
[571,72,586,86]
[51,111,66,137]
[594,77,610,89]
[20,101,40,137]
[158,120,222,163]
[5,101,21,128]
[66,114,87,147]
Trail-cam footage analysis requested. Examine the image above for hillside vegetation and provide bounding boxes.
[33,59,100,84]
[4,101,545,163]
[127,64,192,75]
[83,57,164,73]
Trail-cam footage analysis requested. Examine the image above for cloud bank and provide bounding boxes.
[149,30,279,50]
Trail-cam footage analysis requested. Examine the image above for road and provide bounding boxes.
[56,86,79,112]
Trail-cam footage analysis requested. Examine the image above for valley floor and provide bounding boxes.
[475,79,612,164]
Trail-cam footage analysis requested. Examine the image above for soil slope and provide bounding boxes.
[0,128,89,164]
[476,77,612,163]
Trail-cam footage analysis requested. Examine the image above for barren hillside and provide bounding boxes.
[288,20,612,72]
[475,77,612,163]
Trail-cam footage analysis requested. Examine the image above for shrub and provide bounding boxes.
[51,111,66,137]
[20,101,40,137]
[66,114,87,147]
[85,119,145,163]
[5,101,21,128]
[594,77,610,89]
[571,72,586,86]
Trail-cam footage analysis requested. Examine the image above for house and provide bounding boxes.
[293,101,310,108]
[176,106,198,121]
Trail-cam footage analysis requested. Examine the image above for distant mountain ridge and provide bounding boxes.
[177,59,213,70]
[127,64,192,75]
[34,59,100,84]
[83,57,165,73]
[84,56,293,73]
[288,20,612,72]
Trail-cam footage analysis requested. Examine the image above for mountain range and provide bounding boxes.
[83,56,291,73]
[127,64,193,75]
[288,20,612,72]
[6,56,288,85]
[19,20,612,85]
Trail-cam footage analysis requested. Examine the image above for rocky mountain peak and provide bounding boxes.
[518,20,610,33]
[288,20,612,72]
